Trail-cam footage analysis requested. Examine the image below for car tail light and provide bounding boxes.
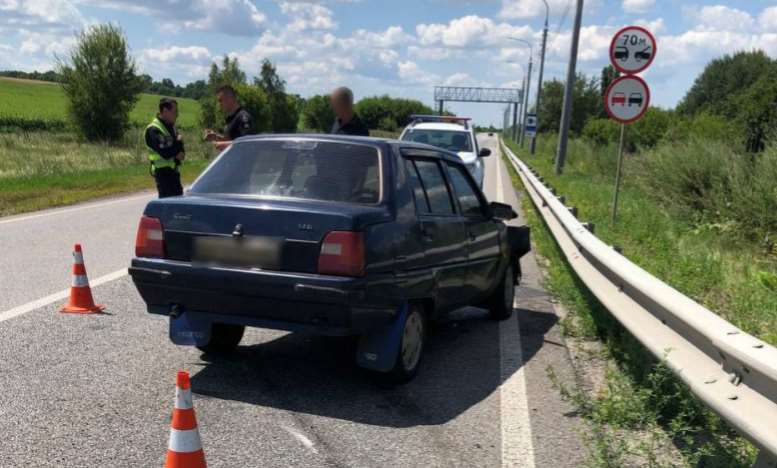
[318,231,365,277]
[135,216,165,258]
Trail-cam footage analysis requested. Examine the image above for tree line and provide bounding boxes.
[53,24,436,142]
[531,51,777,154]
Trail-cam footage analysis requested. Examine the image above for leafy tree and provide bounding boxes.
[355,95,434,130]
[234,83,272,134]
[58,24,143,141]
[199,55,249,129]
[733,73,777,152]
[537,73,601,135]
[255,59,299,133]
[677,51,773,117]
[301,94,335,132]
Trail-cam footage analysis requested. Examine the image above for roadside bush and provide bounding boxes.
[664,112,737,144]
[355,95,434,130]
[58,24,144,142]
[583,108,673,151]
[639,138,777,243]
[300,94,334,133]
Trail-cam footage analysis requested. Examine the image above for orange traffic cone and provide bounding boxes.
[165,371,207,468]
[60,244,105,314]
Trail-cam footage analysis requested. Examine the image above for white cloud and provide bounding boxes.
[279,2,337,31]
[74,0,266,36]
[623,0,654,14]
[141,46,212,64]
[498,0,600,19]
[397,60,438,85]
[694,5,754,32]
[0,0,85,32]
[634,17,665,34]
[760,6,777,32]
[416,15,532,48]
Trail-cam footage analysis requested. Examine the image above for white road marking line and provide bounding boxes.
[0,193,152,225]
[280,425,319,454]
[495,145,536,468]
[500,308,535,468]
[0,268,128,323]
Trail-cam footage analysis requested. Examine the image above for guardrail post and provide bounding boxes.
[753,450,777,468]
[582,222,595,234]
[557,195,565,204]
[568,206,578,217]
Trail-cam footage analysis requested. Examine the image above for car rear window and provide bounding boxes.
[190,140,382,204]
[402,130,473,153]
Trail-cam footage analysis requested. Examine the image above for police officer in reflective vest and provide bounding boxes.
[145,98,185,198]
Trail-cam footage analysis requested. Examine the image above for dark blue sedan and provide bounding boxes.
[130,135,530,382]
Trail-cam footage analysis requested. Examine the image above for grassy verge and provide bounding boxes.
[0,77,202,130]
[0,129,214,217]
[502,136,758,466]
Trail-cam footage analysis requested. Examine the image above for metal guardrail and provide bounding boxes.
[500,139,777,467]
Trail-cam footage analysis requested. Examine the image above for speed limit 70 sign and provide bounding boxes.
[609,26,656,75]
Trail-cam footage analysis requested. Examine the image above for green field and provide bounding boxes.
[0,77,201,129]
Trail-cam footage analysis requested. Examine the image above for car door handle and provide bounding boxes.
[420,226,434,242]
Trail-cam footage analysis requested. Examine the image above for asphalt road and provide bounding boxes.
[0,135,585,467]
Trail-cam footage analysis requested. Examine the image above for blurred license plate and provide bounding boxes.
[193,236,282,269]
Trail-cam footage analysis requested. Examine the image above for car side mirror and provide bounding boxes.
[479,148,492,157]
[490,201,517,220]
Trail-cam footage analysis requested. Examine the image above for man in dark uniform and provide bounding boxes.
[330,87,369,136]
[145,98,185,198]
[204,84,255,151]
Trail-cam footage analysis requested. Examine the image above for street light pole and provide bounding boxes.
[507,60,526,144]
[554,0,584,175]
[509,37,533,149]
[530,0,549,155]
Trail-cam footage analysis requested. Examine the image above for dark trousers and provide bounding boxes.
[154,167,183,198]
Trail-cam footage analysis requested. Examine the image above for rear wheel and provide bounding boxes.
[197,323,245,354]
[488,263,515,320]
[387,303,426,384]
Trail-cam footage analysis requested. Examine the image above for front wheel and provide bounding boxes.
[387,304,426,384]
[488,263,515,320]
[197,323,245,354]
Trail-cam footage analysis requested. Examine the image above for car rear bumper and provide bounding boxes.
[129,258,403,335]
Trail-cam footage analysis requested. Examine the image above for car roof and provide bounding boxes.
[227,133,463,164]
[405,122,471,132]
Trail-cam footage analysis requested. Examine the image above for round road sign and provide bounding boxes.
[604,75,650,124]
[609,26,656,74]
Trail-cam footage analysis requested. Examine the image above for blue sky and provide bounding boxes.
[2,0,776,126]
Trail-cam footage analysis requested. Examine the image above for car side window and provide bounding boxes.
[413,159,455,215]
[446,163,485,217]
[403,158,430,213]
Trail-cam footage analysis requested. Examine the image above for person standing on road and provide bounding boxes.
[204,84,255,151]
[145,98,185,198]
[330,87,369,136]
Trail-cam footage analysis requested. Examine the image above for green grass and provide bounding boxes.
[502,136,760,466]
[0,77,201,129]
[0,129,214,216]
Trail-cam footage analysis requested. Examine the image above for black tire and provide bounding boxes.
[197,323,245,354]
[488,263,515,320]
[386,303,426,384]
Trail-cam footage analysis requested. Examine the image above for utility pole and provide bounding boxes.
[521,56,532,148]
[509,38,533,148]
[512,100,519,142]
[554,0,584,175]
[530,0,550,155]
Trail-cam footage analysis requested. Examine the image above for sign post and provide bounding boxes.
[606,26,656,223]
[525,113,537,139]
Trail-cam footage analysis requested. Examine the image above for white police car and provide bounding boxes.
[399,115,491,187]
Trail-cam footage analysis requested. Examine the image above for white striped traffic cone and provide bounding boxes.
[60,244,105,314]
[165,371,207,468]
